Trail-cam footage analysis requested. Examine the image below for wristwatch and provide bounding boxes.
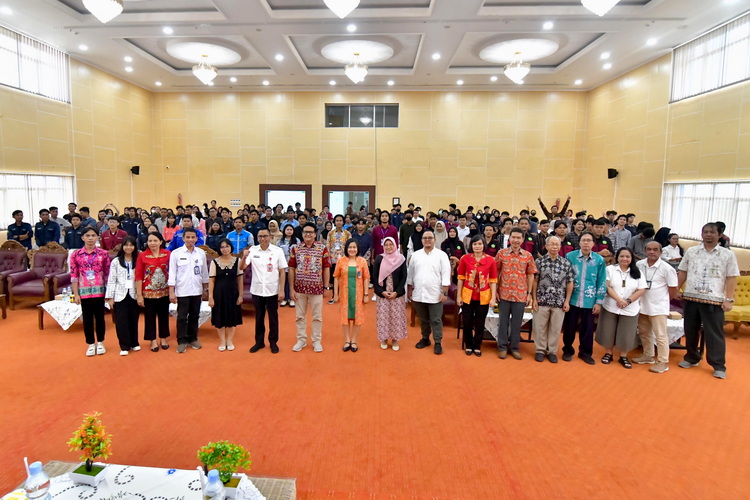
[442,291,448,296]
[725,298,735,303]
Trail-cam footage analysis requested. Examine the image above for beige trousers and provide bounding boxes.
[637,314,669,363]
[295,293,323,343]
[533,306,565,354]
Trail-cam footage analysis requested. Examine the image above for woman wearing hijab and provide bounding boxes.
[433,220,448,249]
[407,221,425,261]
[319,220,333,244]
[267,219,283,245]
[373,236,408,350]
[441,226,465,260]
[463,221,479,249]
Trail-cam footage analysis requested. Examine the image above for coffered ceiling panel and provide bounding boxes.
[289,34,422,70]
[124,36,271,71]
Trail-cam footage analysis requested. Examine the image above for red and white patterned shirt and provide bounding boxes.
[288,241,331,295]
[495,247,537,303]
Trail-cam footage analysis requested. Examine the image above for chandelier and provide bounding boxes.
[581,0,620,16]
[324,0,360,19]
[503,52,530,84]
[192,55,218,85]
[82,0,123,23]
[345,53,368,84]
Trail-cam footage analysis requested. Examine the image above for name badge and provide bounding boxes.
[267,263,273,272]
[194,265,200,275]
[357,270,362,279]
[125,279,134,289]
[86,270,96,281]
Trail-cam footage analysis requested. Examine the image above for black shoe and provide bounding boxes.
[535,352,544,362]
[562,353,573,362]
[415,338,431,349]
[578,354,595,365]
[474,350,482,357]
[434,343,443,355]
[270,344,279,354]
[249,344,265,353]
[548,354,558,363]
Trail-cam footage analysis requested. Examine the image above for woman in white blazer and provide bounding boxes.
[106,236,141,356]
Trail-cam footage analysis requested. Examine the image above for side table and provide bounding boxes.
[0,294,6,319]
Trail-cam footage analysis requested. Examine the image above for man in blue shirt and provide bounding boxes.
[63,213,86,250]
[390,204,403,228]
[7,210,33,250]
[167,214,205,251]
[34,209,61,248]
[562,231,607,365]
[78,207,98,229]
[351,218,373,262]
[245,209,265,242]
[227,217,254,253]
[280,209,299,232]
[121,206,140,237]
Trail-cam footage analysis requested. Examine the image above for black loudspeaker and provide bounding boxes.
[131,166,140,175]
[607,168,618,179]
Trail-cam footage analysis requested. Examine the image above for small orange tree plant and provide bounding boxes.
[197,440,251,483]
[67,411,112,472]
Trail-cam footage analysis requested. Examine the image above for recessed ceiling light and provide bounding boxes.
[543,21,554,30]
[155,81,162,86]
[456,79,464,85]
[517,80,525,85]
[387,80,395,86]
[0,6,12,15]
[207,81,214,86]
[275,54,284,61]
[346,24,357,32]
[262,80,270,86]
[124,56,132,62]
[490,76,498,82]
[229,77,237,83]
[125,66,133,72]
[601,52,610,60]
[78,44,88,51]
[574,79,583,85]
[603,62,612,70]
[329,80,337,86]
[432,52,441,60]
[646,38,657,46]
[162,26,173,35]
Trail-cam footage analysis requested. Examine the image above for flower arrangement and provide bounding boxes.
[67,411,112,472]
[197,440,252,483]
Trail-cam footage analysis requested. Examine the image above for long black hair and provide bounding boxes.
[117,236,139,268]
[614,247,641,279]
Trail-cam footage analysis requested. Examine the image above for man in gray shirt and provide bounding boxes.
[627,226,654,260]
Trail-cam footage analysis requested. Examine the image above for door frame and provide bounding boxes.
[259,184,313,209]
[322,185,376,215]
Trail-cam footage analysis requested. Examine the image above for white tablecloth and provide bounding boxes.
[169,301,213,327]
[3,464,265,500]
[40,300,112,331]
[484,310,534,340]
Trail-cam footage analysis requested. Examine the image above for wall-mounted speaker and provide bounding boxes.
[130,166,140,175]
[607,168,618,179]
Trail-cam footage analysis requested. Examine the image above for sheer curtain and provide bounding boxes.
[0,173,75,230]
[661,181,750,247]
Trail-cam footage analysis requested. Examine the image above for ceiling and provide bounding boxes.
[0,0,747,92]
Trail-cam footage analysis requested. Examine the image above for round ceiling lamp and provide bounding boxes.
[83,0,123,23]
[479,39,559,64]
[166,41,242,65]
[321,40,394,64]
[324,0,360,19]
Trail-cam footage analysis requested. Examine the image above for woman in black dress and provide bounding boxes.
[207,238,243,351]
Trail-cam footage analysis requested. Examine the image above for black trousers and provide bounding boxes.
[683,300,726,371]
[563,305,596,357]
[176,295,201,344]
[252,294,279,346]
[143,296,171,340]
[462,300,489,351]
[81,297,105,344]
[114,294,140,350]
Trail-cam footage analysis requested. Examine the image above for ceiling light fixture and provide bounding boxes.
[345,52,368,84]
[162,26,173,35]
[207,81,214,86]
[275,54,284,61]
[504,52,530,84]
[456,79,464,85]
[574,79,583,85]
[82,0,123,23]
[262,80,270,86]
[646,38,657,46]
[347,24,357,33]
[601,52,610,59]
[581,0,620,16]
[155,81,162,86]
[432,52,441,60]
[229,77,237,83]
[124,56,132,62]
[324,0,360,19]
[192,54,217,85]
[0,6,12,15]
[79,44,88,51]
[490,76,498,82]
[543,21,554,30]
[387,80,395,86]
[329,80,337,86]
[603,62,612,70]
[124,66,133,72]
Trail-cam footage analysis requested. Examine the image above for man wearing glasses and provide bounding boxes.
[241,228,288,354]
[407,228,451,355]
[288,223,332,352]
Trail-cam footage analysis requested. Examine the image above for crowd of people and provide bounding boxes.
[4,196,739,379]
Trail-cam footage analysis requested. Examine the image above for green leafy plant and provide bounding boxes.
[197,440,252,483]
[67,411,112,472]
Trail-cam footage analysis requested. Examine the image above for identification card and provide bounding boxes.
[86,270,96,282]
[357,270,362,279]
[125,279,134,289]
[267,263,273,272]
[194,265,200,275]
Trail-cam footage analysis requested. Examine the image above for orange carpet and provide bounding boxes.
[1,298,749,499]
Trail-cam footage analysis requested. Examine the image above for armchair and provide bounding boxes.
[0,240,28,295]
[7,242,68,309]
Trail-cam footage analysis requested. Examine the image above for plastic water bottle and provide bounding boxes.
[24,461,51,500]
[62,288,70,302]
[203,469,225,500]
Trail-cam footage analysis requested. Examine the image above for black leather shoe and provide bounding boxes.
[548,354,558,363]
[535,352,544,362]
[249,344,265,353]
[434,343,443,355]
[415,338,431,349]
[578,353,596,365]
[270,345,279,354]
[562,353,573,362]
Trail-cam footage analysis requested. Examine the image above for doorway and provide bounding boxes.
[322,185,376,217]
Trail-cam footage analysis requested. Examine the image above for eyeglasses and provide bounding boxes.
[258,234,270,238]
[303,231,315,234]
[422,236,435,240]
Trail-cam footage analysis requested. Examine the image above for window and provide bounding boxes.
[671,11,750,102]
[325,104,399,128]
[0,173,75,230]
[0,25,70,103]
[661,181,750,247]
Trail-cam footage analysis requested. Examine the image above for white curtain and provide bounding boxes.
[0,173,74,230]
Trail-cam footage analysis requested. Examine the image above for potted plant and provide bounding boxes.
[197,440,252,497]
[67,411,112,486]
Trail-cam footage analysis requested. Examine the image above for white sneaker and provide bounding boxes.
[119,350,129,356]
[86,344,96,357]
[313,341,323,352]
[380,342,388,350]
[289,300,295,307]
[226,344,235,351]
[392,341,400,351]
[96,342,106,355]
[218,345,226,352]
[131,345,141,352]
[292,340,307,352]
[371,295,377,302]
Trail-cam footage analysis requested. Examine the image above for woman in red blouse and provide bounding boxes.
[135,231,172,351]
[456,235,498,357]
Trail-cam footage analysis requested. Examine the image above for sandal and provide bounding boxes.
[619,356,632,369]
[601,353,613,364]
[343,342,351,352]
[350,343,359,352]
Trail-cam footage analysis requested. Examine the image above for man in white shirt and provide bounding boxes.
[634,242,678,373]
[407,228,451,355]
[241,228,287,354]
[456,215,470,241]
[168,228,209,353]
